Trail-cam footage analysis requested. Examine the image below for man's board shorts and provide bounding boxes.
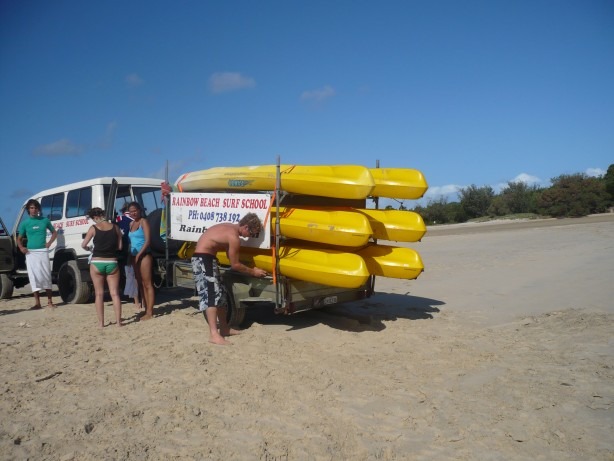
[90,259,119,275]
[191,253,228,311]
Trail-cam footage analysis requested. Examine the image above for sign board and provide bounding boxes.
[168,192,272,249]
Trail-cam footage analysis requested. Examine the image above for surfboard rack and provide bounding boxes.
[274,157,284,314]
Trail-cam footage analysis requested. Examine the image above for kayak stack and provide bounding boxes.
[175,164,428,288]
[175,164,428,200]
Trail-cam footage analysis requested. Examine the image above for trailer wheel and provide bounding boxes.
[226,282,248,328]
[0,274,14,299]
[58,261,92,304]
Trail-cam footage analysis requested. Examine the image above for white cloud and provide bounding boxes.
[10,188,32,199]
[126,73,144,87]
[300,85,336,103]
[377,166,607,210]
[424,184,463,199]
[511,173,541,185]
[489,173,545,193]
[208,72,256,94]
[33,138,85,156]
[586,167,605,177]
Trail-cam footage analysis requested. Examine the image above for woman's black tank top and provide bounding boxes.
[92,225,119,258]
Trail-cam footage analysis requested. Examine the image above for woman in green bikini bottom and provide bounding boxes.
[81,207,124,327]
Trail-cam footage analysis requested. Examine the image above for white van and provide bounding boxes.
[0,177,164,303]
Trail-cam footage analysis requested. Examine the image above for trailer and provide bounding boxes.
[170,259,373,327]
[158,160,377,327]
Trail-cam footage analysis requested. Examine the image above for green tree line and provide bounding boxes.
[404,164,614,225]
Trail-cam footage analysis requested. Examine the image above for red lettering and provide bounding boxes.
[240,198,268,209]
[201,197,221,207]
[223,198,241,208]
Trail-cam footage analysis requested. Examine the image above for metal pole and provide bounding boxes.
[275,156,282,311]
[371,159,381,295]
[164,160,170,288]
[374,158,380,211]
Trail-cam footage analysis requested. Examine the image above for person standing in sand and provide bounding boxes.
[127,202,155,321]
[116,203,141,312]
[16,199,57,310]
[81,208,123,328]
[191,213,267,345]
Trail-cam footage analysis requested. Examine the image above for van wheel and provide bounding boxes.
[0,274,14,299]
[58,261,92,304]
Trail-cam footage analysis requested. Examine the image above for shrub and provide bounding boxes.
[536,174,609,217]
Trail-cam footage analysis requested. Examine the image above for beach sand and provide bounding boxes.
[1,214,612,460]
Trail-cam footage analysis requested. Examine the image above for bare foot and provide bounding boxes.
[209,335,232,345]
[30,305,42,310]
[220,328,242,337]
[46,303,56,309]
[139,314,153,321]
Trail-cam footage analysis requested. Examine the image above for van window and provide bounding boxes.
[135,187,163,216]
[113,185,134,218]
[104,185,162,218]
[66,187,92,218]
[41,193,64,221]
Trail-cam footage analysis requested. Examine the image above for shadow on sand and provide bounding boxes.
[133,288,444,334]
[241,292,445,333]
[0,288,67,316]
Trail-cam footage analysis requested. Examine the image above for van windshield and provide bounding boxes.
[107,185,163,218]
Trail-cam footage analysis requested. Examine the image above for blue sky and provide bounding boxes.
[1,0,612,229]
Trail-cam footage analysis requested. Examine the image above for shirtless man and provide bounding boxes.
[191,213,267,345]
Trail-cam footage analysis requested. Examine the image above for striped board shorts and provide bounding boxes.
[191,253,228,311]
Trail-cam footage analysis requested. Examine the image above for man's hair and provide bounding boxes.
[239,212,262,233]
[25,199,41,211]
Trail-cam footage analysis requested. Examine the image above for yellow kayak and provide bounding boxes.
[178,240,422,284]
[273,207,372,247]
[358,209,427,242]
[293,207,426,243]
[369,168,428,199]
[216,245,371,288]
[357,244,424,280]
[175,164,375,200]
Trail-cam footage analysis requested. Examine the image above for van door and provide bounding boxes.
[105,179,118,222]
[0,216,15,273]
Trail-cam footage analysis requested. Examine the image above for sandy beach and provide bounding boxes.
[1,214,612,460]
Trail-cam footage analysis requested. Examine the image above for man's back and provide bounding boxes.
[194,223,239,255]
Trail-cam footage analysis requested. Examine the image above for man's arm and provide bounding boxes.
[227,236,266,277]
[46,222,58,248]
[17,234,27,254]
[17,222,27,254]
